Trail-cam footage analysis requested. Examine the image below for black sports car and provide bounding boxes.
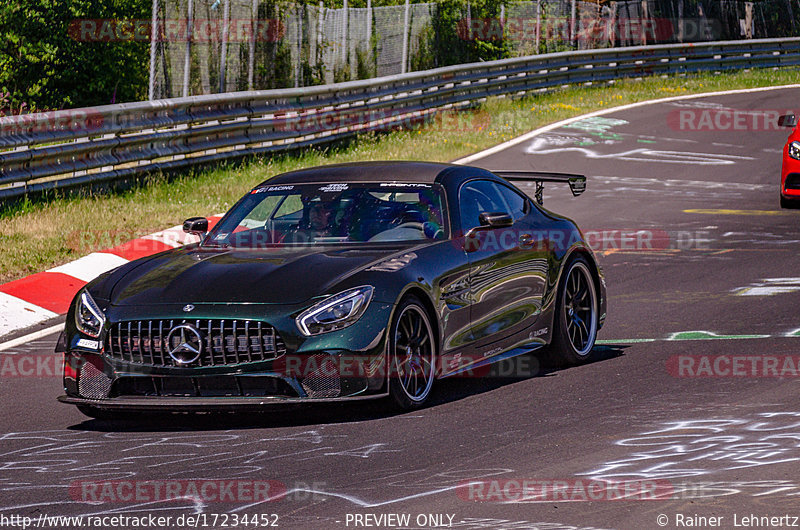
[57,161,606,417]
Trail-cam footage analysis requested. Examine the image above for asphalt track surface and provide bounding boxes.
[2,87,800,530]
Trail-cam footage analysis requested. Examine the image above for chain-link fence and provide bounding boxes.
[150,0,800,99]
[150,0,437,98]
[504,0,797,54]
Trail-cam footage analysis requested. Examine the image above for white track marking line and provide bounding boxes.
[0,323,64,353]
[452,84,800,164]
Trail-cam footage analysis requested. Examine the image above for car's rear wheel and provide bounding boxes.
[388,297,436,410]
[547,256,599,366]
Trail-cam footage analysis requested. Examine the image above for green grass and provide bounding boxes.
[1,68,797,284]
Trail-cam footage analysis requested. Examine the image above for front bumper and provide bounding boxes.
[60,301,394,409]
[57,391,388,411]
[783,171,800,196]
[61,350,389,408]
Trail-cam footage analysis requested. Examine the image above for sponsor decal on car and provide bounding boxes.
[319,183,348,192]
[379,182,432,188]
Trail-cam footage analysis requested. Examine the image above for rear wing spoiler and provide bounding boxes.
[492,170,586,205]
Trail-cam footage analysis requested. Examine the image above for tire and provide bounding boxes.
[781,195,796,209]
[546,256,599,366]
[387,296,437,410]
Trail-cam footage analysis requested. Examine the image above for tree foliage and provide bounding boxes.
[431,0,509,67]
[0,0,150,112]
[3,0,792,111]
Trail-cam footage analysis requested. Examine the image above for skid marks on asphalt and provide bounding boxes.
[577,412,800,503]
[0,428,519,515]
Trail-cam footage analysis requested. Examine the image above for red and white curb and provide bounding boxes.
[0,216,222,338]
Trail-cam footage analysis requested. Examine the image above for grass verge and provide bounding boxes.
[1,68,797,284]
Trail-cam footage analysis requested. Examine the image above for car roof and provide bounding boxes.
[257,161,481,187]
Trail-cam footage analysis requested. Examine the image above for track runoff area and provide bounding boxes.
[1,86,800,530]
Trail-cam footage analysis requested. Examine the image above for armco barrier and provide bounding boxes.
[1,38,799,200]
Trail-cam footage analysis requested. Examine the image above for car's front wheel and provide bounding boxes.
[781,195,798,209]
[547,256,599,366]
[388,296,436,410]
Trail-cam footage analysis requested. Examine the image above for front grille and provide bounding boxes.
[106,320,286,367]
[785,173,800,190]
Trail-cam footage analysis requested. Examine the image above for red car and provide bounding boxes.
[779,113,800,208]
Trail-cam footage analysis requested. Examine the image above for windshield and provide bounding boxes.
[205,182,447,248]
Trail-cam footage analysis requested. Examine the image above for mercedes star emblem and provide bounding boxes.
[165,324,203,364]
[183,304,195,312]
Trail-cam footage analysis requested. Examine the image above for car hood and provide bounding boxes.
[105,244,413,306]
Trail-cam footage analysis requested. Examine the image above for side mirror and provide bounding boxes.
[478,212,514,228]
[464,212,514,251]
[183,217,208,236]
[778,114,797,128]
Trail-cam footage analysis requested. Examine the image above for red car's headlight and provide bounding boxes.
[788,141,800,160]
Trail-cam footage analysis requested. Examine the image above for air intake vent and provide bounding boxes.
[301,354,341,398]
[785,173,800,190]
[78,362,112,399]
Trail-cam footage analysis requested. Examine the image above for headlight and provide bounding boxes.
[296,286,374,336]
[75,291,106,338]
[789,141,800,160]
